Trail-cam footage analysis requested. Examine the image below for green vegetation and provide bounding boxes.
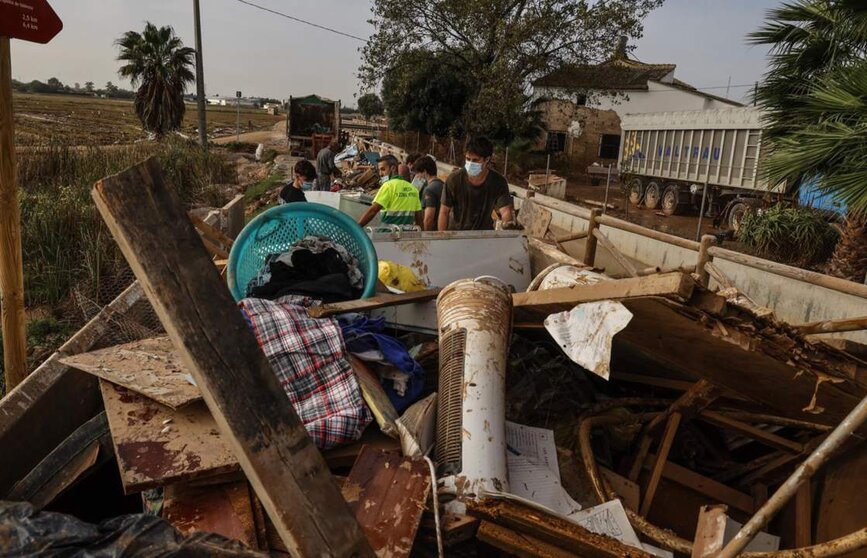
[750,1,867,281]
[116,22,196,137]
[737,205,838,268]
[244,173,284,205]
[357,93,384,120]
[0,317,76,395]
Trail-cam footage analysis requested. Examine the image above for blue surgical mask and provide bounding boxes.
[412,177,427,190]
[380,175,390,185]
[465,160,484,177]
[301,181,315,191]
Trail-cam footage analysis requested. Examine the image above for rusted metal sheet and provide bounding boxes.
[99,380,238,493]
[343,447,431,558]
[163,481,259,549]
[62,336,201,409]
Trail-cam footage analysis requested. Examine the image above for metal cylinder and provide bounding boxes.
[436,277,512,500]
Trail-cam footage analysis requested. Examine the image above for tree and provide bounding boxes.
[84,81,95,93]
[361,0,662,140]
[749,0,867,281]
[104,81,119,96]
[357,92,384,120]
[74,82,81,91]
[115,22,195,137]
[46,77,63,90]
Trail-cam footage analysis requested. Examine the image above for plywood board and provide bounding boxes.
[343,446,431,558]
[62,337,200,409]
[163,481,259,549]
[99,380,238,493]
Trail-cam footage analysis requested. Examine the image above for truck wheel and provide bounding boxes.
[644,181,662,210]
[627,179,644,206]
[727,202,751,232]
[661,184,681,216]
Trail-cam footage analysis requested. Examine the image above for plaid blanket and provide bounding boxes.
[239,295,371,449]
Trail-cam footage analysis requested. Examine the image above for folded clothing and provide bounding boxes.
[240,295,372,449]
[338,313,425,411]
[246,235,364,302]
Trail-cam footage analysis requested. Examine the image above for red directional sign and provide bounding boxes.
[0,0,63,44]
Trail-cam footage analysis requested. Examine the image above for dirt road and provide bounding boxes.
[213,120,287,149]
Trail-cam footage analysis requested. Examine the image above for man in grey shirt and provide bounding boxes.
[315,139,342,191]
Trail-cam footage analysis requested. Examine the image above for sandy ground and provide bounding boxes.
[213,120,288,149]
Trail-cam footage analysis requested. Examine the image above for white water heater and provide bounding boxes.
[436,277,512,512]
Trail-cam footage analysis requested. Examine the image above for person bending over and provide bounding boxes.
[358,154,422,227]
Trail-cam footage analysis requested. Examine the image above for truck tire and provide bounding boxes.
[727,201,751,232]
[644,181,662,210]
[661,184,681,216]
[627,179,644,206]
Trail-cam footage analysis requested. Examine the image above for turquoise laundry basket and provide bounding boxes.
[227,202,378,301]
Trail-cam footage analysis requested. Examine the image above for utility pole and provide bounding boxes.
[193,0,207,151]
[236,90,242,142]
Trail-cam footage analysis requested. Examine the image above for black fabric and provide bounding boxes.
[442,168,512,230]
[0,501,265,557]
[279,185,307,204]
[248,248,359,302]
[421,178,444,224]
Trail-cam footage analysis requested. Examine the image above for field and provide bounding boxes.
[12,93,284,146]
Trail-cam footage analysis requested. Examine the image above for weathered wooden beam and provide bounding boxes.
[691,504,729,558]
[795,481,812,548]
[699,410,805,454]
[476,521,576,558]
[705,261,734,290]
[307,288,442,319]
[513,272,694,320]
[593,228,639,277]
[795,315,867,336]
[639,412,682,516]
[92,158,371,557]
[190,213,235,249]
[467,498,655,558]
[696,235,716,287]
[583,208,601,266]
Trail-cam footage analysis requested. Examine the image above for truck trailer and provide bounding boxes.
[285,94,341,158]
[618,107,784,230]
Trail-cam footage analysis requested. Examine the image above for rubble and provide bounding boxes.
[1,158,867,558]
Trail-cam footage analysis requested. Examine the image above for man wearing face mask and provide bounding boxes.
[439,136,514,231]
[358,154,422,227]
[278,159,317,204]
[411,155,444,231]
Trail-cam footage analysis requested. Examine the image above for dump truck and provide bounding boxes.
[285,94,341,158]
[619,107,784,230]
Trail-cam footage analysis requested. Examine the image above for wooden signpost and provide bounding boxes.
[0,1,62,391]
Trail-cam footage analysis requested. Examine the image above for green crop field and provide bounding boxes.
[12,92,283,146]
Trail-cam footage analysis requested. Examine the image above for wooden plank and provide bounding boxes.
[583,208,601,266]
[349,355,398,437]
[513,272,694,320]
[691,504,729,557]
[593,228,639,277]
[699,410,804,454]
[517,198,553,239]
[640,412,681,516]
[60,337,201,410]
[643,453,756,514]
[467,498,655,558]
[343,446,431,558]
[0,281,144,497]
[308,288,441,318]
[163,481,259,549]
[93,158,371,557]
[8,412,111,509]
[617,297,866,431]
[99,380,239,493]
[477,521,576,558]
[795,481,812,548]
[0,37,28,390]
[601,467,640,512]
[190,213,235,249]
[613,372,696,392]
[796,315,867,336]
[201,235,229,259]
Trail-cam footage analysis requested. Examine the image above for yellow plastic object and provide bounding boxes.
[378,261,427,293]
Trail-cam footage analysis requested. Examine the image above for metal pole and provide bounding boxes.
[236,97,240,142]
[193,0,207,151]
[544,153,551,190]
[0,37,28,390]
[717,394,867,558]
[504,146,509,182]
[602,164,612,215]
[695,180,708,242]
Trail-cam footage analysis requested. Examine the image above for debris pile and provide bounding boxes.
[1,159,866,558]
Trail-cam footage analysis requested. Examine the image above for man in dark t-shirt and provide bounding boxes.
[439,136,514,231]
[411,155,444,231]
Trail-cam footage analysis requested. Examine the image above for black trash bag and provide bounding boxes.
[0,501,266,557]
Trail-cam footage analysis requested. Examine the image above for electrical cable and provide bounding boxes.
[234,0,367,42]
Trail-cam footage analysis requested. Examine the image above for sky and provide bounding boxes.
[12,0,779,106]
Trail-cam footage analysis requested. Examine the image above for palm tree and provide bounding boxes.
[749,0,867,281]
[116,23,195,138]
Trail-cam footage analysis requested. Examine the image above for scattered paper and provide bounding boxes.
[505,421,582,516]
[544,301,633,380]
[567,499,643,549]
